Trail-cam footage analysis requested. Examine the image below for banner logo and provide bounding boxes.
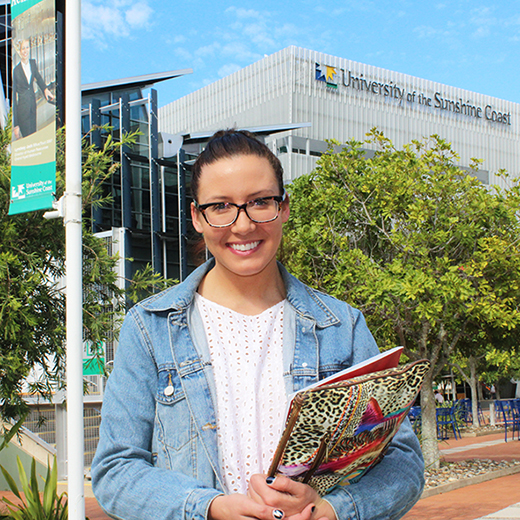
[11,184,26,199]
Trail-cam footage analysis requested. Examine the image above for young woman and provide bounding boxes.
[92,130,425,520]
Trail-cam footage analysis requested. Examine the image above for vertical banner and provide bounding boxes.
[9,0,56,215]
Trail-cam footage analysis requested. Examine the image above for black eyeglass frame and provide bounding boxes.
[194,192,286,228]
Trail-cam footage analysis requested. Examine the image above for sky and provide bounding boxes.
[81,0,520,109]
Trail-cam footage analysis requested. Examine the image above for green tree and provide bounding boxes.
[481,347,520,396]
[0,121,171,436]
[281,130,520,468]
[450,319,520,426]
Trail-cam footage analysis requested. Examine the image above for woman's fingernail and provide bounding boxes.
[273,509,284,520]
[311,506,316,513]
[266,476,276,485]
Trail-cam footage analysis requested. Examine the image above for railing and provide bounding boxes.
[23,402,103,468]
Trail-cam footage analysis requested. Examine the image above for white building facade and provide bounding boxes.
[159,46,520,187]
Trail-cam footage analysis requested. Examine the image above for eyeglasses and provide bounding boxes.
[194,193,286,228]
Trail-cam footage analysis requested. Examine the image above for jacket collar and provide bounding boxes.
[139,259,340,328]
[279,264,340,328]
[139,260,214,312]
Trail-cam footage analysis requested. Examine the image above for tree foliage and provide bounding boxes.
[482,347,520,386]
[1,123,66,422]
[0,121,172,428]
[281,129,520,467]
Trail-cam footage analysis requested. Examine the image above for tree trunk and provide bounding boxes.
[450,370,457,401]
[468,355,479,428]
[477,381,484,402]
[420,372,440,470]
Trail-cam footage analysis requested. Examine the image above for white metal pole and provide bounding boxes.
[65,0,85,519]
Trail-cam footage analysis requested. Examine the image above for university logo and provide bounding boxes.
[11,184,26,199]
[315,63,338,89]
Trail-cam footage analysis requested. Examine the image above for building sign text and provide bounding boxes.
[316,63,512,126]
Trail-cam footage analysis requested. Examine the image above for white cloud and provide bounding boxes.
[471,26,490,39]
[173,47,194,62]
[164,5,303,89]
[314,0,374,14]
[413,25,442,39]
[467,7,498,39]
[125,2,153,27]
[82,2,127,40]
[221,6,303,53]
[273,22,300,41]
[469,6,495,25]
[242,22,276,47]
[225,6,263,20]
[195,42,222,59]
[221,42,262,62]
[82,0,153,45]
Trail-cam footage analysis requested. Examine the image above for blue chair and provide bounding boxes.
[459,398,485,426]
[511,399,520,440]
[408,406,422,435]
[495,400,520,442]
[436,404,461,440]
[454,399,470,425]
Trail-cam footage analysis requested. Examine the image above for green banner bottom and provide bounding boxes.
[8,161,56,215]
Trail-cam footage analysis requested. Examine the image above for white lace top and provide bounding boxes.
[195,293,287,494]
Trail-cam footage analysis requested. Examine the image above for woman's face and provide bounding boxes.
[20,40,30,63]
[191,154,289,281]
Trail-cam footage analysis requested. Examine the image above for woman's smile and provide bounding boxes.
[228,240,262,253]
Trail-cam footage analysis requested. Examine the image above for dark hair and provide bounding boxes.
[191,129,284,201]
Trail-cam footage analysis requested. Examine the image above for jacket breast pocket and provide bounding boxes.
[154,365,194,451]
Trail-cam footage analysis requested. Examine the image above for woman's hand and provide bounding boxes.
[209,493,317,520]
[248,475,336,520]
[44,88,55,102]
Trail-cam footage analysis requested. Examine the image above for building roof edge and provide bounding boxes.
[82,69,193,95]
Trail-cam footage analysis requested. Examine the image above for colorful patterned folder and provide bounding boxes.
[268,359,430,496]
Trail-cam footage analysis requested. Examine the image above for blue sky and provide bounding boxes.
[81,0,520,108]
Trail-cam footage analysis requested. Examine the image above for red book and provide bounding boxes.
[294,346,404,395]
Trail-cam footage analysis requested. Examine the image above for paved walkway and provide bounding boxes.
[403,472,520,520]
[403,432,520,520]
[2,431,519,519]
[477,502,520,520]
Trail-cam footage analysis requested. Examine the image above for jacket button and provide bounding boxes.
[164,385,174,396]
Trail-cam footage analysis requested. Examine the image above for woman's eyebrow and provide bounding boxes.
[202,190,277,203]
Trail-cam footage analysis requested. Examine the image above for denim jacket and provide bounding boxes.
[92,260,424,520]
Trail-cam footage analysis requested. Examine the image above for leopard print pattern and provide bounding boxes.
[274,360,430,495]
[281,382,373,466]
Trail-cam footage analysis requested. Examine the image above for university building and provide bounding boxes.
[160,46,520,188]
